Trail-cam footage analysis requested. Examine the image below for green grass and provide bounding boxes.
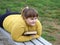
[42,32,56,42]
[47,25,58,31]
[58,32,60,34]
[57,22,60,25]
[0,0,60,43]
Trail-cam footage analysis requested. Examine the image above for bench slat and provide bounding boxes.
[0,28,11,39]
[0,41,4,45]
[24,41,34,45]
[37,37,52,45]
[31,39,43,45]
[14,42,25,45]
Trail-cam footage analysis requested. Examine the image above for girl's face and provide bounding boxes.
[25,17,38,26]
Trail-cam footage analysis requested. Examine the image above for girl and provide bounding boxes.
[1,7,42,42]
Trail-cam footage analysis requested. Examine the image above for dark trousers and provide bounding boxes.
[0,10,20,28]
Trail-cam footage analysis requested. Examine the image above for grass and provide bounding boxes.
[57,22,60,25]
[58,32,60,34]
[0,0,60,44]
[42,32,56,42]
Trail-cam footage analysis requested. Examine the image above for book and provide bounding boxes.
[24,31,37,36]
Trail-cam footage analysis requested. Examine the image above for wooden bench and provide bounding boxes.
[0,27,52,45]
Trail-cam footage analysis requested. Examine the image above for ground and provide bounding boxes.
[41,17,60,45]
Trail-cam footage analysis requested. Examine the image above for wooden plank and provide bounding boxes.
[14,42,25,45]
[37,37,52,45]
[0,28,11,39]
[24,41,34,45]
[31,39,43,45]
[0,41,4,45]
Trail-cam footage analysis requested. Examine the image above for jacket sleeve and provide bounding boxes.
[11,25,39,42]
[36,20,42,37]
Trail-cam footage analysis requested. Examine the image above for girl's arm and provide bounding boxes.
[36,20,42,36]
[11,26,39,42]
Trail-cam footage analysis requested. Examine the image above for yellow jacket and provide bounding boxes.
[3,14,42,42]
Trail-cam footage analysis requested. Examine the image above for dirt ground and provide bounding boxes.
[42,17,60,45]
[50,19,60,45]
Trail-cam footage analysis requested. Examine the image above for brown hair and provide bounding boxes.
[21,7,38,18]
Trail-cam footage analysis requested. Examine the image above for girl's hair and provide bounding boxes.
[21,7,38,18]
